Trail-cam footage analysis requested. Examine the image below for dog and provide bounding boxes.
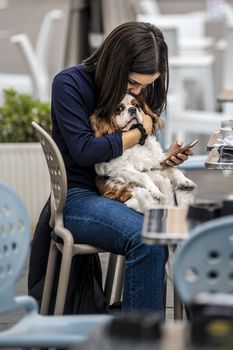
[90,94,196,213]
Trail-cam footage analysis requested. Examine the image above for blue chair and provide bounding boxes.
[0,181,111,348]
[178,155,205,170]
[173,215,233,305]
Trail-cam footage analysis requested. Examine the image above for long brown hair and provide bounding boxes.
[83,21,169,120]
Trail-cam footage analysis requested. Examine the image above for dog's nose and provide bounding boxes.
[128,106,137,115]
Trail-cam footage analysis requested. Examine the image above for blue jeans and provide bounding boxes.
[64,187,168,312]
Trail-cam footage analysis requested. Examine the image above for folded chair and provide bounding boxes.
[32,121,125,315]
[0,181,111,348]
[173,215,233,304]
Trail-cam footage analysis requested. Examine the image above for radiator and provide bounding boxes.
[0,143,50,231]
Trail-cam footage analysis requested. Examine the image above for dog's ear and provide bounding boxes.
[90,114,119,137]
[136,96,163,131]
[151,113,164,132]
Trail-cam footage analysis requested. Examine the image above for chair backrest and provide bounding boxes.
[10,9,64,102]
[0,182,30,313]
[138,12,206,45]
[35,9,64,77]
[31,122,67,225]
[223,24,233,90]
[173,215,233,304]
[10,34,49,102]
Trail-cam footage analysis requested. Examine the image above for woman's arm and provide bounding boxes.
[122,114,153,150]
[52,73,124,167]
[52,72,154,166]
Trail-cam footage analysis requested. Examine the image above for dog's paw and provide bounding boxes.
[127,187,160,213]
[148,187,165,201]
[176,178,196,190]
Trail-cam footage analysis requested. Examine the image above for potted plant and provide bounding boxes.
[0,88,51,229]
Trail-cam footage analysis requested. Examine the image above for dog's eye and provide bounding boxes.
[115,105,124,114]
[133,103,141,109]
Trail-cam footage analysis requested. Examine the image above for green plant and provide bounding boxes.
[0,88,51,142]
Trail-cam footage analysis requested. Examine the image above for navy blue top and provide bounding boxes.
[51,64,123,190]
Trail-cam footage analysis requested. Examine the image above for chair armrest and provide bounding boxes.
[15,295,39,313]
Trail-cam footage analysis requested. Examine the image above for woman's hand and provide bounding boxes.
[122,112,153,150]
[164,140,193,167]
[142,112,153,135]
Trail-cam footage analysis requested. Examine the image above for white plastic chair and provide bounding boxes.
[138,12,210,54]
[222,1,233,24]
[220,24,233,114]
[0,181,111,348]
[164,99,233,168]
[165,98,232,146]
[32,122,125,315]
[138,12,217,112]
[3,9,64,101]
[10,34,49,101]
[163,89,232,170]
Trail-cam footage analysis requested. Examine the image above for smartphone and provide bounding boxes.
[160,139,199,165]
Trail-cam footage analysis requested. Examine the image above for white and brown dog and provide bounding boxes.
[90,94,196,213]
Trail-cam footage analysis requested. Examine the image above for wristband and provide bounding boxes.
[130,123,148,145]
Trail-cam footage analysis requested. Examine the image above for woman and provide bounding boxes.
[51,22,191,312]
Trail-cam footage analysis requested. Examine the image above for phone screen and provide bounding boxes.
[179,139,199,153]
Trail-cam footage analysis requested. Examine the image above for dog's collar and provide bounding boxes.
[130,123,148,145]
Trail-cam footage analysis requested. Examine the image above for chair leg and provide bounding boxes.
[40,241,58,315]
[112,255,125,304]
[104,253,118,304]
[163,274,167,319]
[174,286,183,320]
[54,243,73,315]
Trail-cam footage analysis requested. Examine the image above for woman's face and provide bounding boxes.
[127,72,160,96]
